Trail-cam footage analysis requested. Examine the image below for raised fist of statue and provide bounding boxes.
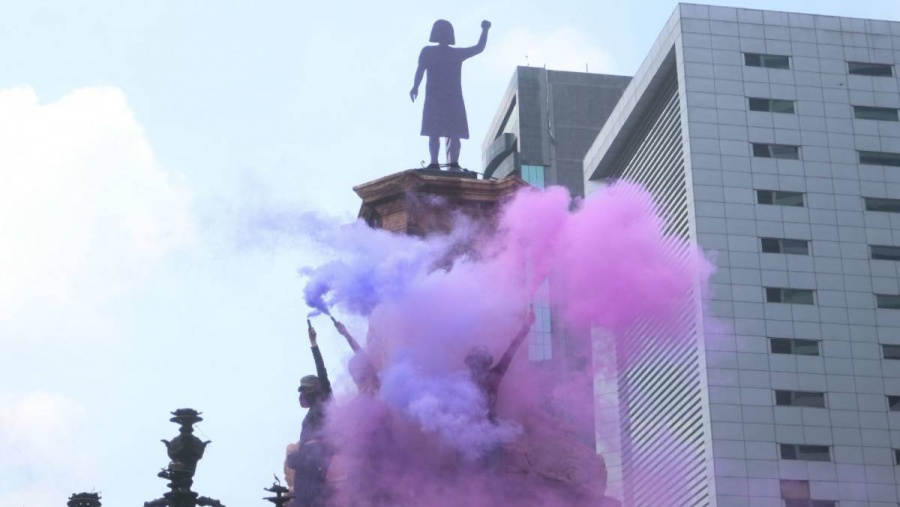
[481,20,492,30]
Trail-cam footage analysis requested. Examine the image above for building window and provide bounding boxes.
[784,501,837,507]
[780,444,830,462]
[757,190,805,207]
[753,143,800,160]
[529,279,552,361]
[771,338,820,356]
[520,164,545,188]
[895,448,900,465]
[749,98,795,114]
[877,295,900,310]
[761,238,809,255]
[859,151,900,167]
[887,395,900,411]
[745,53,791,69]
[871,245,900,261]
[865,197,900,213]
[775,390,826,408]
[854,105,899,121]
[766,288,815,305]
[848,61,894,77]
[882,344,900,359]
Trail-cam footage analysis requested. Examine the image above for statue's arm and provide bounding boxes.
[410,48,426,101]
[460,20,491,59]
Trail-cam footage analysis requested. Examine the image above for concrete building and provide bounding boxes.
[581,4,900,507]
[482,66,630,197]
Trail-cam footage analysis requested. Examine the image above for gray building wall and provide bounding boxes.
[482,66,630,197]
[585,4,900,507]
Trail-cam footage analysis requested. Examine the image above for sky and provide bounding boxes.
[1,1,899,505]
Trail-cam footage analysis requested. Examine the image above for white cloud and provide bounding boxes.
[485,26,616,74]
[0,392,93,507]
[0,86,194,341]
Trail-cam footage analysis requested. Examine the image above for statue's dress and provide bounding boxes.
[419,44,480,140]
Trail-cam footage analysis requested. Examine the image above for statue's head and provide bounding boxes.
[430,19,455,45]
[298,375,322,407]
[465,346,493,375]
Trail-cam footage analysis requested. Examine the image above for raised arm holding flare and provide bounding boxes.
[466,307,537,421]
[331,317,381,395]
[287,320,334,507]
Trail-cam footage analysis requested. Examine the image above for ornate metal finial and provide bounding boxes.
[67,492,101,507]
[143,408,225,507]
[263,476,293,507]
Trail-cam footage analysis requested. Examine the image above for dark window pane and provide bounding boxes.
[783,289,814,305]
[771,338,793,354]
[848,61,894,76]
[809,501,837,507]
[775,390,792,405]
[757,190,805,207]
[753,143,800,159]
[854,105,899,121]
[877,295,900,310]
[748,98,794,113]
[859,151,900,167]
[766,287,783,303]
[883,344,900,359]
[780,444,797,459]
[748,97,769,111]
[895,449,900,465]
[871,245,900,261]
[774,191,804,206]
[888,395,900,410]
[770,99,795,114]
[796,445,830,461]
[781,239,809,255]
[753,143,771,157]
[792,339,820,356]
[756,190,774,204]
[761,238,781,253]
[746,53,791,69]
[865,197,900,213]
[793,391,826,408]
[770,144,800,159]
[762,54,791,69]
[776,390,826,408]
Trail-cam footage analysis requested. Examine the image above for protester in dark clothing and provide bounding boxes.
[331,317,381,395]
[466,308,536,422]
[287,322,334,507]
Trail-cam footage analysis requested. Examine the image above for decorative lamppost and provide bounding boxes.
[143,408,226,507]
[262,477,293,507]
[67,492,101,507]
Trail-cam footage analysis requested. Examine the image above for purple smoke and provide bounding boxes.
[287,182,712,506]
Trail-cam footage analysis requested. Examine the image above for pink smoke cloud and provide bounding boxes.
[286,182,713,506]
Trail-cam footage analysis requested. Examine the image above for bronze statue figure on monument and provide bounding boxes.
[410,19,491,172]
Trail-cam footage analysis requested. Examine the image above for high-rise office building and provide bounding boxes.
[482,66,630,197]
[580,4,900,506]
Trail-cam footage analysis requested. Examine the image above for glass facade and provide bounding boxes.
[521,164,545,188]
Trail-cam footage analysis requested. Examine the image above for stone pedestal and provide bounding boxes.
[354,169,526,236]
